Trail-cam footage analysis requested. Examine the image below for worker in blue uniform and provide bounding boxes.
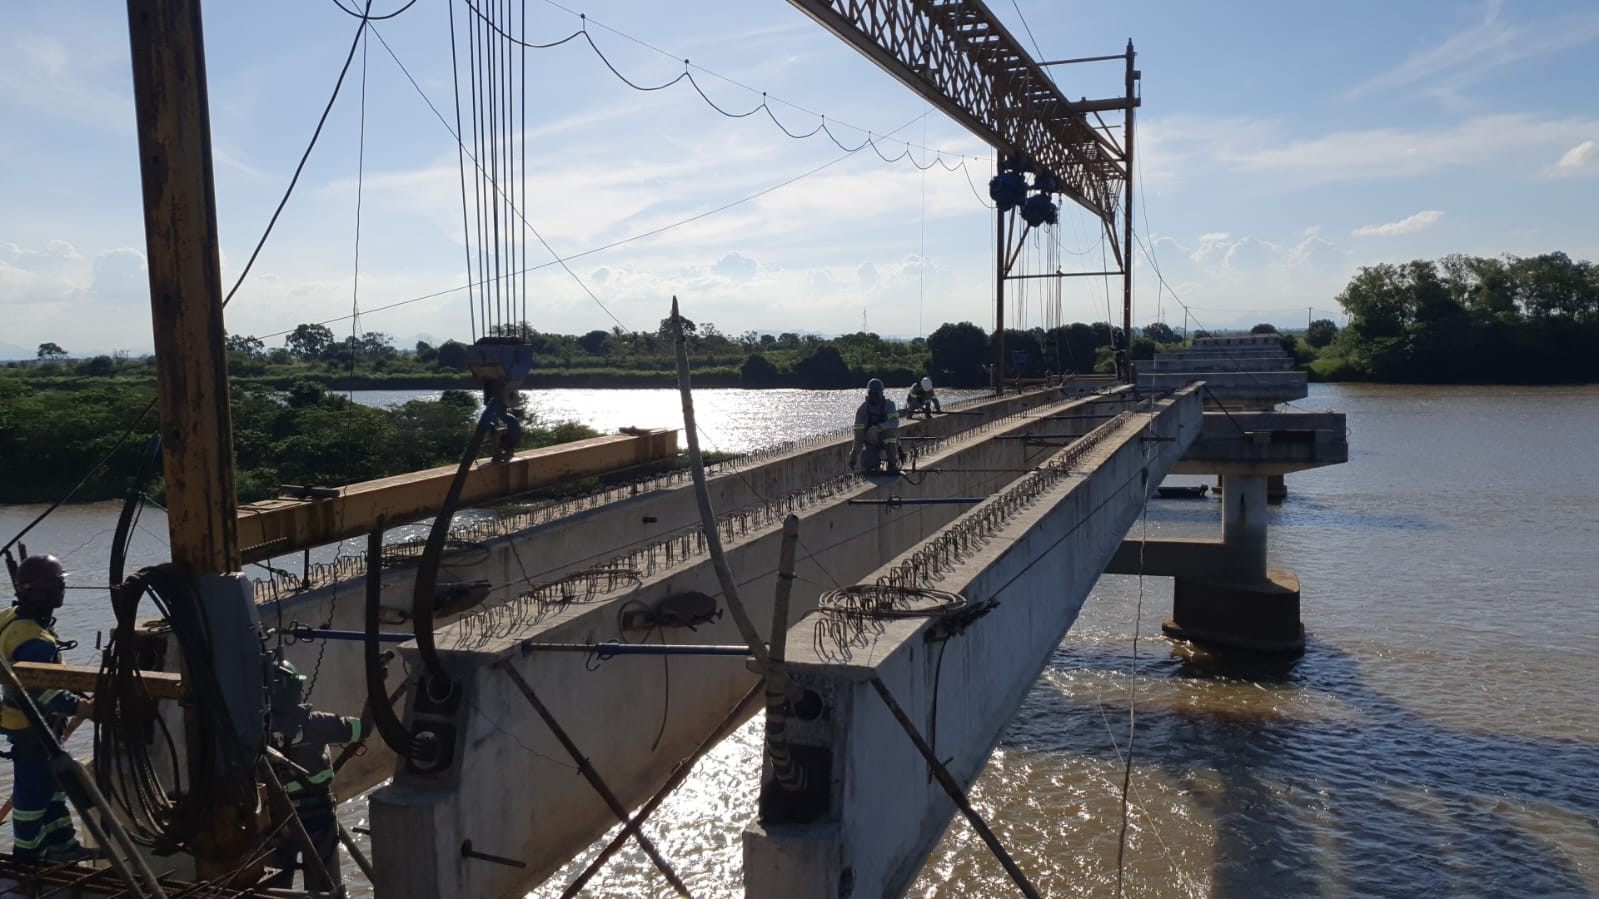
[1,554,92,863]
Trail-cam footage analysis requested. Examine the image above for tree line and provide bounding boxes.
[0,378,597,505]
[17,315,1166,391]
[1319,251,1599,382]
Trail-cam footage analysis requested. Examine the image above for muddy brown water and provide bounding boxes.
[3,385,1595,897]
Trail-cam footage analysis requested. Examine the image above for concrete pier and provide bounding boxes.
[1107,410,1348,653]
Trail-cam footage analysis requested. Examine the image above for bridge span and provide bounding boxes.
[211,382,1341,897]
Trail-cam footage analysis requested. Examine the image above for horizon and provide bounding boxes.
[3,1,1595,357]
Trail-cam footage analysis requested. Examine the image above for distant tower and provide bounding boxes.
[862,309,868,332]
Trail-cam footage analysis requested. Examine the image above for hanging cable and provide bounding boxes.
[2,397,158,557]
[454,0,987,172]
[222,8,371,309]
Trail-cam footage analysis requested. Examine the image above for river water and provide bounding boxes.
[2,384,1595,897]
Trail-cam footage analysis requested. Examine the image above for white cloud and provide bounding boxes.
[711,252,758,282]
[1221,115,1599,184]
[1348,2,1599,101]
[1287,226,1342,268]
[1547,140,1599,178]
[1352,210,1444,238]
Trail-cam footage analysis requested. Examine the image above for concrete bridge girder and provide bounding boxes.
[255,387,1094,800]
[743,388,1205,899]
[365,389,1144,898]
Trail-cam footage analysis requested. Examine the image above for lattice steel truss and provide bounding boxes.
[789,0,1130,225]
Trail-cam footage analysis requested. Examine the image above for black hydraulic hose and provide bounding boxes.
[365,523,419,757]
[109,435,163,587]
[411,397,502,681]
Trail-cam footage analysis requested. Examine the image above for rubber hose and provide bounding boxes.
[365,523,419,757]
[410,397,501,681]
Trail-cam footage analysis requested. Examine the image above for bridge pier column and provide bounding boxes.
[1162,474,1304,654]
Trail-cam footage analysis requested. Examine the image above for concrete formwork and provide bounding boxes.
[743,387,1204,899]
[365,391,1140,898]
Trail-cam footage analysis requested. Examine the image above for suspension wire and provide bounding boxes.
[327,0,417,21]
[520,0,529,328]
[445,0,478,340]
[222,9,372,309]
[455,0,987,173]
[1115,432,1156,896]
[464,0,490,333]
[0,398,159,556]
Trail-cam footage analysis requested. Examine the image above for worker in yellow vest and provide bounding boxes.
[1,554,92,862]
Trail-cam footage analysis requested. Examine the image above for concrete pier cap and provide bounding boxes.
[1110,407,1347,655]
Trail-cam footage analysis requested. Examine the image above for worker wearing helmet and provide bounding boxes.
[265,658,368,890]
[1,553,92,862]
[847,378,901,475]
[905,376,942,420]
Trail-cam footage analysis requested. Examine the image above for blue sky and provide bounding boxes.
[2,0,1596,357]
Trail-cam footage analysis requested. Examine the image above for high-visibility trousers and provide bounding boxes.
[5,731,78,860]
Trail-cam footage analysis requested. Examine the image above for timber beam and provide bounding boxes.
[13,661,187,700]
[236,429,678,564]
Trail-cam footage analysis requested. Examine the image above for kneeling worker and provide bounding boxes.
[848,378,901,475]
[905,377,941,419]
[1,553,93,863]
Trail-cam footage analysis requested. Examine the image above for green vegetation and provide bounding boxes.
[9,313,1150,394]
[0,378,598,505]
[1314,252,1599,383]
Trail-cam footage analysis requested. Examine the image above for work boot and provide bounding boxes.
[43,843,101,864]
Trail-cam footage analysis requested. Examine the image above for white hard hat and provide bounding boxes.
[920,377,933,390]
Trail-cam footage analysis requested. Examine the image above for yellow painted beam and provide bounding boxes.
[236,429,679,564]
[14,661,187,700]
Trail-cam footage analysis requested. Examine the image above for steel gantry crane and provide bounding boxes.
[787,0,1140,390]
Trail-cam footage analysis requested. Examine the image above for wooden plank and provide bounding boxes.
[235,428,679,563]
[127,0,240,575]
[12,661,187,700]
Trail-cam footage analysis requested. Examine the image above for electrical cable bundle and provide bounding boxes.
[93,565,263,857]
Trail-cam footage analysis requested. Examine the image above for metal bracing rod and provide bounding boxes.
[846,497,986,506]
[867,675,1042,899]
[517,641,752,658]
[498,662,691,898]
[672,296,772,670]
[1037,53,1126,66]
[260,755,338,892]
[764,514,803,793]
[0,651,166,899]
[338,822,376,883]
[560,681,765,899]
[1004,270,1120,280]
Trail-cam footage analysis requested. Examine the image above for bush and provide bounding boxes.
[740,353,781,387]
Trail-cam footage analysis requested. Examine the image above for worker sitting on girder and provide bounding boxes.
[848,378,902,475]
[905,377,942,419]
[265,659,368,891]
[0,552,94,863]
